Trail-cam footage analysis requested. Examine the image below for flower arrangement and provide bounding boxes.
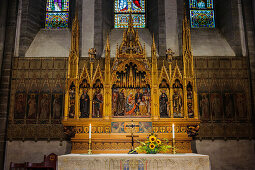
[133,133,173,154]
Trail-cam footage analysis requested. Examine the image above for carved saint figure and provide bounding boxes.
[139,96,148,116]
[235,93,247,118]
[210,93,222,119]
[143,88,150,114]
[80,90,90,118]
[187,86,193,99]
[126,93,136,115]
[173,90,183,118]
[53,94,62,119]
[40,94,50,119]
[27,94,37,119]
[117,89,125,116]
[135,89,143,114]
[159,90,169,118]
[188,102,194,118]
[200,94,209,119]
[93,89,103,118]
[14,93,26,119]
[224,94,234,119]
[69,86,75,118]
[112,89,118,115]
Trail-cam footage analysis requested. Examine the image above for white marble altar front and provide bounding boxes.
[58,154,210,170]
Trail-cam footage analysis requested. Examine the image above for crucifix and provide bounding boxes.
[126,120,139,154]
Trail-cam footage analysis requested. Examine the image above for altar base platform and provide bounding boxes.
[58,154,210,170]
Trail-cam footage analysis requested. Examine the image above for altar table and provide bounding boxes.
[58,154,210,170]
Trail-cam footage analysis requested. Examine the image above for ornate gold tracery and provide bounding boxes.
[62,11,200,154]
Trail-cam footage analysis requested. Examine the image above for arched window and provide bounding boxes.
[189,0,215,28]
[114,0,146,28]
[45,0,69,29]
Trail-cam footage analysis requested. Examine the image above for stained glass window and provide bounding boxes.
[114,0,146,28]
[189,0,215,28]
[45,0,69,29]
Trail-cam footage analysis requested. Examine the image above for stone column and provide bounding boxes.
[165,0,179,56]
[0,0,18,168]
[82,0,95,57]
[0,0,8,78]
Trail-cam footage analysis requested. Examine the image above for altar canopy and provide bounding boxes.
[62,11,200,154]
[58,154,210,170]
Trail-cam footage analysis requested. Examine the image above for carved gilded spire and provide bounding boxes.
[105,34,110,55]
[117,13,144,58]
[68,10,80,79]
[151,34,157,58]
[182,6,194,78]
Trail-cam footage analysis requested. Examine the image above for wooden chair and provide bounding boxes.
[9,162,26,170]
[43,153,57,170]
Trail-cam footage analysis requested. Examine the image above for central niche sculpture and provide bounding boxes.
[112,62,151,117]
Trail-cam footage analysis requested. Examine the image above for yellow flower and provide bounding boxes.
[149,143,155,149]
[156,139,161,145]
[149,136,157,143]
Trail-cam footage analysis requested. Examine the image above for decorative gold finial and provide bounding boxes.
[152,33,156,52]
[106,34,110,53]
[166,48,175,63]
[128,12,133,28]
[88,48,96,62]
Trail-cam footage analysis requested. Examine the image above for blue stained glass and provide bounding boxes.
[115,0,145,13]
[115,14,145,28]
[114,0,146,28]
[190,10,215,28]
[189,0,213,9]
[46,0,69,29]
[46,12,69,29]
[189,0,215,28]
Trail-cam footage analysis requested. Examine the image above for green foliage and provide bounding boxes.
[133,133,174,154]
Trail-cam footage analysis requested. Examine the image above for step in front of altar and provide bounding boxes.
[58,154,210,170]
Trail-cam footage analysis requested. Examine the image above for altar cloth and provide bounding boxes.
[58,153,210,170]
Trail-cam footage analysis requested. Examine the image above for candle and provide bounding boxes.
[89,124,91,139]
[172,124,175,139]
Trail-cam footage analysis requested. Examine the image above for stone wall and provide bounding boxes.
[216,0,242,56]
[94,0,113,57]
[19,0,46,57]
[4,141,71,170]
[195,140,255,170]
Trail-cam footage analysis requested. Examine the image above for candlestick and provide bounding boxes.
[172,124,175,139]
[172,138,176,154]
[88,124,92,154]
[88,138,92,155]
[89,124,91,139]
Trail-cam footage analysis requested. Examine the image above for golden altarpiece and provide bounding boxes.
[62,13,200,153]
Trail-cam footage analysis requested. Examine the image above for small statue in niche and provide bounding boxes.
[187,85,193,99]
[80,90,90,118]
[14,93,26,119]
[93,88,103,118]
[188,103,194,118]
[39,94,51,120]
[173,90,183,118]
[159,90,169,118]
[27,94,37,119]
[200,94,209,119]
[69,85,76,118]
[53,94,62,119]
[116,89,125,116]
